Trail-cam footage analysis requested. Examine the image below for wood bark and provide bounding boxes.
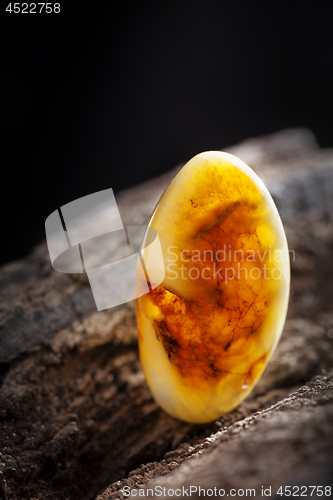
[0,129,332,500]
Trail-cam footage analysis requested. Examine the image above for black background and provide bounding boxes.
[1,1,333,266]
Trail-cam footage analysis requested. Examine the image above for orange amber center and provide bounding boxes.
[139,199,272,388]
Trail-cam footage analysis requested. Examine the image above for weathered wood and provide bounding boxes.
[0,129,332,500]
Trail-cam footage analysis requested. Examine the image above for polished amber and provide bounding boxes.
[136,151,290,423]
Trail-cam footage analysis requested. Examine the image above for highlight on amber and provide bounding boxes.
[136,151,290,424]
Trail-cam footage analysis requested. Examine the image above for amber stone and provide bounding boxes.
[136,151,290,423]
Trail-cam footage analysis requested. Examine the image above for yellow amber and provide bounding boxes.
[136,151,290,424]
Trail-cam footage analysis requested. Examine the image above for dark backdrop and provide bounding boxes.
[1,2,332,265]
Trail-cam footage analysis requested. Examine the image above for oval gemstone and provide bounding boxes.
[136,151,290,424]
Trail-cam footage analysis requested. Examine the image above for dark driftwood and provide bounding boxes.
[0,129,333,500]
